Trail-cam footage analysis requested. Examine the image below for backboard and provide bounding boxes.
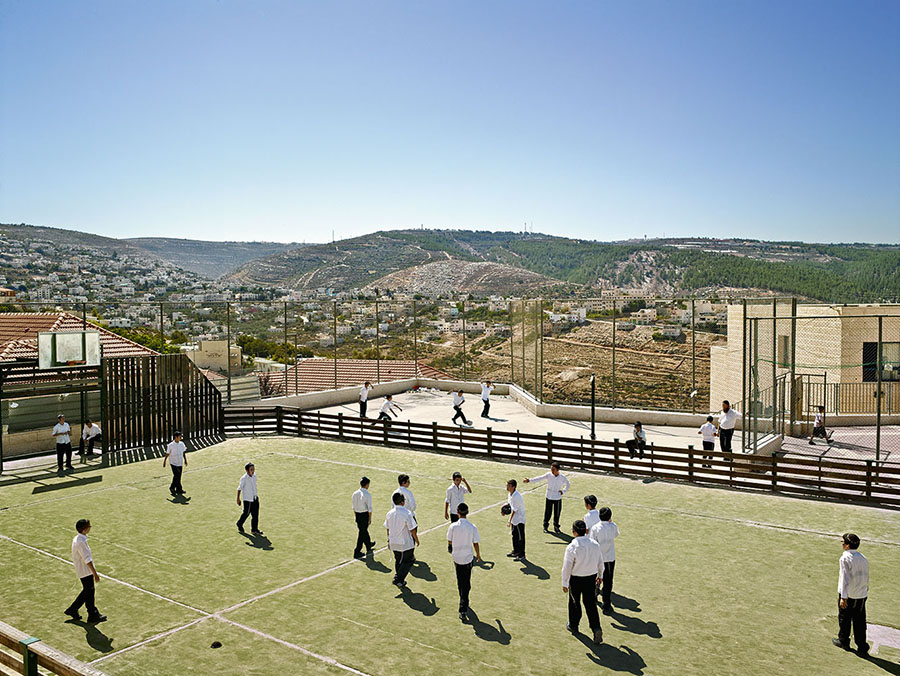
[38,331,102,368]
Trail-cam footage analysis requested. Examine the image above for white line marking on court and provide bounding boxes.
[90,617,211,664]
[215,617,373,676]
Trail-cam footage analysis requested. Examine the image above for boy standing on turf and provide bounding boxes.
[52,414,73,473]
[480,380,495,418]
[359,381,374,418]
[698,415,717,468]
[452,390,471,426]
[64,519,106,623]
[352,476,376,559]
[583,495,600,530]
[392,474,417,520]
[833,532,869,655]
[445,471,472,522]
[524,461,570,533]
[163,431,187,496]
[506,479,526,561]
[385,492,418,588]
[447,502,481,621]
[562,519,603,644]
[236,463,263,535]
[590,507,620,614]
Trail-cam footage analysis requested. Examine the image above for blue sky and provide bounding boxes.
[1,1,898,244]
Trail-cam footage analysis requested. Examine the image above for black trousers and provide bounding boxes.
[543,498,562,529]
[392,548,415,584]
[837,596,868,651]
[79,436,100,455]
[354,511,373,555]
[600,560,616,609]
[170,465,184,494]
[378,412,391,424]
[626,439,646,459]
[568,574,601,631]
[702,440,715,466]
[511,522,526,556]
[719,428,735,453]
[481,399,490,417]
[57,442,73,471]
[453,405,469,424]
[237,498,260,532]
[455,561,473,612]
[67,575,99,619]
[360,400,367,418]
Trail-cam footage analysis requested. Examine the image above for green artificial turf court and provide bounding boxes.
[1,436,899,676]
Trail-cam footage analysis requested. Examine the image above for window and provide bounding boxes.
[862,342,900,382]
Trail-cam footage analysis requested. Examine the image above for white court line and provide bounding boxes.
[90,617,211,664]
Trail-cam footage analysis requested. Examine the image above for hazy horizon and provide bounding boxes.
[2,2,898,244]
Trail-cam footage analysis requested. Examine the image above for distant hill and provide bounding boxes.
[367,259,568,296]
[126,237,300,278]
[1,223,151,256]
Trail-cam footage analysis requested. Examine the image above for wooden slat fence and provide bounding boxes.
[223,406,900,509]
[0,619,106,676]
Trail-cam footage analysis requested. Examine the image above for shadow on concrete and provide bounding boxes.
[65,618,114,654]
[466,610,511,645]
[398,587,439,616]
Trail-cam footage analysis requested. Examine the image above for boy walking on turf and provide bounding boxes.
[452,390,471,426]
[53,414,73,473]
[698,415,717,468]
[392,474,417,520]
[359,381,374,418]
[447,502,481,621]
[385,492,418,588]
[163,431,187,496]
[506,479,526,561]
[352,476,376,559]
[590,506,620,614]
[524,461,570,533]
[810,405,835,445]
[562,519,603,644]
[833,533,870,655]
[480,381,495,418]
[64,519,106,623]
[236,462,263,535]
[445,471,472,522]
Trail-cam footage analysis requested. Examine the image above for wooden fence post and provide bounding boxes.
[613,438,620,473]
[276,406,284,435]
[547,432,553,462]
[383,420,389,445]
[432,422,438,450]
[687,445,694,481]
[650,442,655,476]
[487,427,493,457]
[771,452,777,490]
[338,412,344,439]
[20,636,40,676]
[865,460,872,501]
[297,409,304,436]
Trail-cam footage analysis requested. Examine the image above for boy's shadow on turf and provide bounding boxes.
[517,558,550,580]
[397,588,439,616]
[65,618,113,653]
[168,494,191,505]
[609,592,641,613]
[575,634,646,675]
[241,532,274,551]
[365,556,392,574]
[466,610,511,645]
[546,531,574,544]
[609,610,661,639]
[862,654,900,676]
[409,560,437,582]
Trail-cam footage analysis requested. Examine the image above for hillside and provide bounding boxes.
[1,223,153,257]
[367,259,568,296]
[126,237,300,278]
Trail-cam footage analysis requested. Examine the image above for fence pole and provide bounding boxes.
[509,300,514,384]
[876,316,883,465]
[412,300,418,377]
[540,298,545,403]
[533,301,538,398]
[375,299,381,384]
[546,432,553,462]
[521,299,526,393]
[338,411,344,439]
[333,301,338,390]
[283,302,288,393]
[691,298,696,414]
[611,300,617,408]
[789,298,797,433]
[772,298,777,435]
[462,300,467,381]
[688,444,694,481]
[226,302,232,404]
[741,298,748,451]
[771,451,777,490]
[276,406,284,435]
[487,426,493,457]
[20,636,40,676]
[752,318,759,454]
[159,301,165,351]
[865,460,872,501]
[432,421,438,450]
[613,438,620,473]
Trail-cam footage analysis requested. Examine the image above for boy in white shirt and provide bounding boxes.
[373,395,402,427]
[590,506,620,614]
[480,381,495,418]
[626,421,647,459]
[810,405,834,445]
[80,419,102,457]
[385,492,418,588]
[452,390,471,426]
[524,461,570,533]
[53,414,73,473]
[505,479,526,560]
[392,474,417,518]
[64,519,106,623]
[359,381,373,418]
[445,471,472,523]
[236,463,262,535]
[352,476,375,559]
[447,502,481,621]
[583,495,600,530]
[163,431,188,496]
[698,415,717,468]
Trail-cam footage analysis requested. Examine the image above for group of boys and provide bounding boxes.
[51,414,102,474]
[358,381,496,428]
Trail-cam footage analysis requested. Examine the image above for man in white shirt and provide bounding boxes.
[236,463,263,535]
[583,495,600,530]
[352,476,376,559]
[80,419,102,457]
[359,381,373,418]
[833,532,870,655]
[590,506,620,614]
[53,414,73,473]
[505,479,526,561]
[480,381,495,418]
[810,405,835,445]
[626,421,647,460]
[447,502,481,621]
[384,492,419,588]
[698,415,717,468]
[445,471,472,523]
[524,461,570,533]
[64,519,106,623]
[163,431,188,496]
[562,519,603,644]
[452,390,471,426]
[717,400,740,454]
[392,474,416,519]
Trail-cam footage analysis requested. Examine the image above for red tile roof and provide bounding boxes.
[259,358,451,396]
[0,312,157,362]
